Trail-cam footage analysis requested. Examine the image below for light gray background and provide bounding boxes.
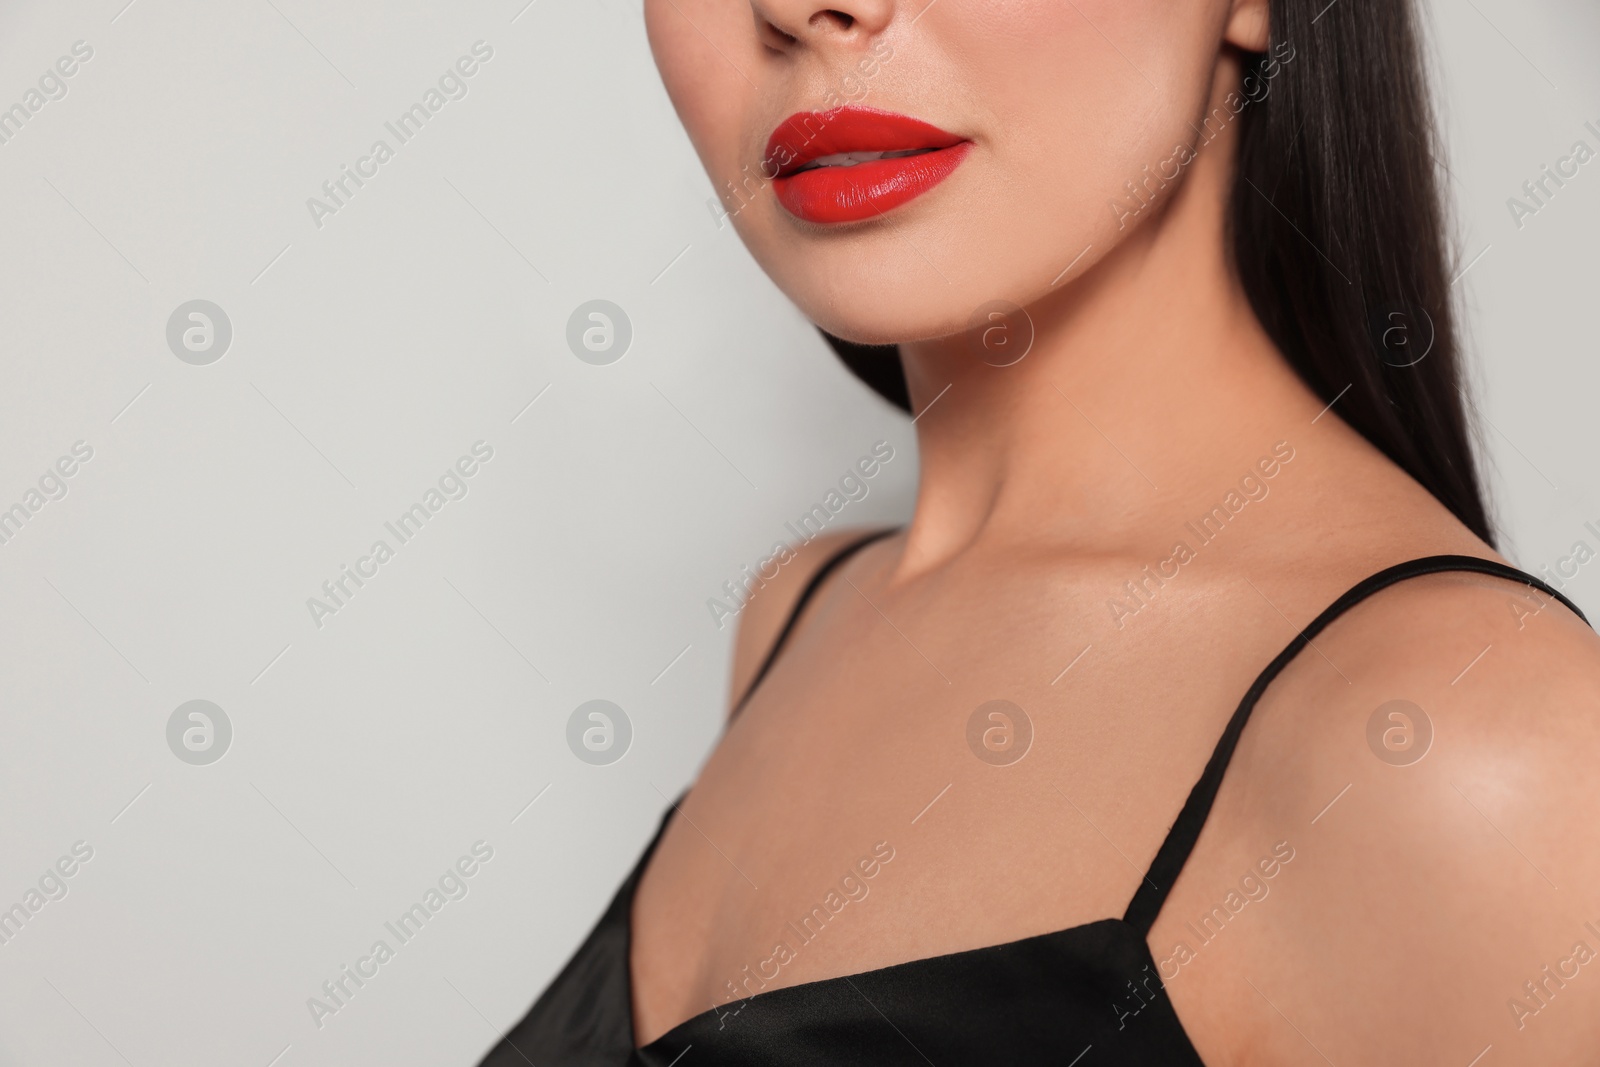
[0,1,1592,1064]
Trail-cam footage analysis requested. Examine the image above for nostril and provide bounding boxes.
[810,9,855,31]
[756,7,857,48]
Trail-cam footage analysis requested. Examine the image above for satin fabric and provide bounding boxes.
[478,800,1205,1066]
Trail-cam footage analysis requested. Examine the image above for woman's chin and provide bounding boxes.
[748,226,1083,349]
[802,306,969,349]
[775,268,1007,347]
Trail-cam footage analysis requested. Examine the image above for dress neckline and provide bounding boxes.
[627,792,1159,1051]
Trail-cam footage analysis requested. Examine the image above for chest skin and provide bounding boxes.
[629,544,1298,1045]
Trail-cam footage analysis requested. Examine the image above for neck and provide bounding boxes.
[892,100,1324,580]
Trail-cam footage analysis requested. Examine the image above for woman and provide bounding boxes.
[484,0,1600,1063]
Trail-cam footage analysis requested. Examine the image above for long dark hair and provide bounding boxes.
[824,0,1494,544]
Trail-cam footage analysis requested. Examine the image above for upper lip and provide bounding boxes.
[765,106,966,179]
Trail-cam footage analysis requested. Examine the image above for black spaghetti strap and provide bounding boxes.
[729,527,898,719]
[1123,553,1590,935]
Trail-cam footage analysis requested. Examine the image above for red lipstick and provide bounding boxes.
[765,106,970,225]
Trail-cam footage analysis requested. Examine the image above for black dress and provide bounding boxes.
[480,535,1586,1065]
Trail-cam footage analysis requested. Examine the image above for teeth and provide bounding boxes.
[797,148,933,172]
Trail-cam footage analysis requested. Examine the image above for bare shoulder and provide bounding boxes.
[1252,566,1600,815]
[1210,568,1600,1063]
[725,528,891,716]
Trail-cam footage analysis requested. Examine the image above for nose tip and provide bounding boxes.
[752,0,895,46]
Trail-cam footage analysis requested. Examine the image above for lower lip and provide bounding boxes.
[773,143,971,225]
